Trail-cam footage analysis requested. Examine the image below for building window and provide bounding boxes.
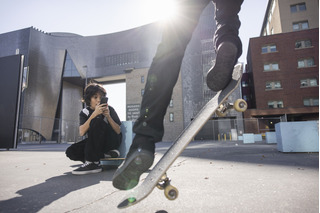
[266,81,282,90]
[264,63,279,71]
[293,21,309,31]
[300,78,318,87]
[106,51,140,66]
[141,89,144,96]
[243,95,250,102]
[261,44,277,53]
[242,81,249,87]
[303,98,319,106]
[169,112,174,122]
[268,100,284,109]
[298,58,315,68]
[169,99,174,108]
[295,40,312,49]
[63,53,81,77]
[290,3,306,13]
[141,76,144,83]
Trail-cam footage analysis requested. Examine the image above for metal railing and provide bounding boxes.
[18,116,285,144]
[195,117,285,141]
[19,116,82,144]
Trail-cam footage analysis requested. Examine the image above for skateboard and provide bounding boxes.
[117,63,247,209]
[100,158,125,166]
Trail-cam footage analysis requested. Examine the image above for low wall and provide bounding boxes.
[276,121,319,152]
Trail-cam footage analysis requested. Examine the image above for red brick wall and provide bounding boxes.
[246,28,318,118]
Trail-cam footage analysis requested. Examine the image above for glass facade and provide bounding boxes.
[63,52,81,77]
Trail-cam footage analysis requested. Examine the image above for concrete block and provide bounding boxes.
[101,121,134,166]
[266,132,277,144]
[231,129,238,141]
[276,121,319,152]
[119,121,135,157]
[254,134,263,142]
[243,133,254,144]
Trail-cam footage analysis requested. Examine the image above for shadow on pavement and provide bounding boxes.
[0,168,116,213]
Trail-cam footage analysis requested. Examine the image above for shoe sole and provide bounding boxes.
[112,150,154,190]
[72,168,102,175]
[207,42,237,91]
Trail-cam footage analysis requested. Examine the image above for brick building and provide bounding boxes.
[245,28,318,122]
[243,0,319,133]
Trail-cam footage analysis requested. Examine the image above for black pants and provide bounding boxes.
[66,118,121,162]
[133,0,243,142]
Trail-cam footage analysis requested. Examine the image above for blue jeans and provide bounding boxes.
[133,0,244,142]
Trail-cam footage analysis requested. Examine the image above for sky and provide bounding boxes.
[1,0,269,121]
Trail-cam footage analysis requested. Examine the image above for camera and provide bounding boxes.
[100,97,108,104]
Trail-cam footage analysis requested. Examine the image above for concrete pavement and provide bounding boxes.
[0,141,318,213]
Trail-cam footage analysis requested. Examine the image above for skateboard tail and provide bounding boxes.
[118,197,137,208]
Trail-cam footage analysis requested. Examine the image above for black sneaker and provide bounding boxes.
[112,149,154,190]
[112,135,155,190]
[104,150,120,158]
[206,41,238,92]
[72,162,102,175]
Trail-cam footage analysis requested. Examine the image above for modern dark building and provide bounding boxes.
[0,3,245,143]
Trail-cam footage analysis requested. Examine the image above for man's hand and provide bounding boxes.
[93,103,107,117]
[102,104,110,118]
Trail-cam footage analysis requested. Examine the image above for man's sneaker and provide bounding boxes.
[206,41,238,92]
[72,162,102,175]
[104,150,120,158]
[112,135,155,190]
[112,148,154,190]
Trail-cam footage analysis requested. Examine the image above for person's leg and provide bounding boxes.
[72,118,107,175]
[84,118,109,162]
[206,0,243,91]
[113,0,211,190]
[65,139,87,163]
[103,125,122,158]
[213,0,243,53]
[133,0,211,146]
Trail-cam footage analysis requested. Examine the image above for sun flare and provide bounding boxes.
[141,0,179,22]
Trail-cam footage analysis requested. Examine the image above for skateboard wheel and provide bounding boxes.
[216,109,227,117]
[234,99,247,112]
[216,104,227,117]
[164,185,179,200]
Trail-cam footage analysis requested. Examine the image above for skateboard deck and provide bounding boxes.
[100,158,125,166]
[118,63,245,208]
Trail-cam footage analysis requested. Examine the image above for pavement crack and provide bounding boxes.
[64,190,120,212]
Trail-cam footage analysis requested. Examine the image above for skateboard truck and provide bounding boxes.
[216,99,247,117]
[156,173,178,200]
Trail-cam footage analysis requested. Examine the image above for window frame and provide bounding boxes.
[264,62,280,71]
[303,98,319,106]
[169,112,174,122]
[295,39,312,49]
[266,81,282,90]
[268,100,284,109]
[290,3,307,13]
[292,21,309,31]
[261,44,277,54]
[298,58,315,68]
[300,78,318,87]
